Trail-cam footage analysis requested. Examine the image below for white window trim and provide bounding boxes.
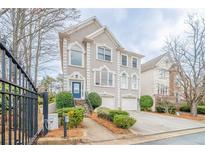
[96,43,113,62]
[131,73,138,90]
[120,71,129,89]
[93,65,115,88]
[131,56,139,69]
[121,54,128,67]
[68,41,85,68]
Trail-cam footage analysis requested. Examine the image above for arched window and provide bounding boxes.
[69,42,84,67]
[132,74,138,90]
[121,72,128,89]
[94,66,115,87]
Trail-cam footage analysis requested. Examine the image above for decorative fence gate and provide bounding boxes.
[0,42,47,145]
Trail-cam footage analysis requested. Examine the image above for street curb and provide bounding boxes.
[37,129,87,145]
[86,127,205,145]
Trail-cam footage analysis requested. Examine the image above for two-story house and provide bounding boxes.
[59,17,144,111]
[141,52,184,110]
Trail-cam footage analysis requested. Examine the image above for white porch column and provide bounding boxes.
[117,50,121,108]
[137,58,141,112]
[62,38,69,91]
[86,42,91,92]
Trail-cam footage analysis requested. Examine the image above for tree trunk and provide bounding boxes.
[191,102,197,116]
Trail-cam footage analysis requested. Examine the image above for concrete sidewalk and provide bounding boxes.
[88,127,205,145]
[83,118,119,142]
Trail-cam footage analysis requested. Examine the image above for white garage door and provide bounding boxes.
[122,98,138,111]
[101,97,115,109]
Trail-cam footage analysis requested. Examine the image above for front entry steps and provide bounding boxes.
[74,100,92,116]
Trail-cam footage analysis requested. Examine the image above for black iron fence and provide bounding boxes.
[0,42,43,145]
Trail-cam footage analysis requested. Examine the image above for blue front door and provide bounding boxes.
[72,82,81,99]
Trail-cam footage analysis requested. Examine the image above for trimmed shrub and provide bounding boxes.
[113,115,136,129]
[66,107,85,128]
[108,109,129,121]
[140,95,153,111]
[197,106,205,114]
[156,101,176,114]
[56,91,74,109]
[96,107,111,121]
[87,92,102,109]
[179,103,190,112]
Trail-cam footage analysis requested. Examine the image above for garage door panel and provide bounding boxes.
[101,97,115,109]
[122,98,137,111]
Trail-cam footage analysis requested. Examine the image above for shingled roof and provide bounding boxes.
[141,52,169,72]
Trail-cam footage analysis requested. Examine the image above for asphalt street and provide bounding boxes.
[139,131,205,145]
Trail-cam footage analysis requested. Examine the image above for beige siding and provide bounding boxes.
[141,69,154,96]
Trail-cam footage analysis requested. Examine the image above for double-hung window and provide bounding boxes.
[132,74,138,90]
[69,44,84,67]
[121,54,128,66]
[97,46,111,62]
[159,69,166,79]
[132,57,138,68]
[121,72,128,89]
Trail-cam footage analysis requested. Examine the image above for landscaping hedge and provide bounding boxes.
[198,106,205,114]
[56,91,74,109]
[179,104,205,114]
[87,92,102,109]
[179,103,191,112]
[96,107,111,121]
[140,95,153,111]
[113,115,136,129]
[156,101,176,114]
[108,110,129,121]
[66,107,85,128]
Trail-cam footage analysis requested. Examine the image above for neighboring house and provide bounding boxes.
[141,53,184,110]
[59,17,144,111]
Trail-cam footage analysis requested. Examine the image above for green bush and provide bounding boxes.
[140,95,153,111]
[108,109,129,121]
[87,92,102,109]
[56,91,74,109]
[113,115,136,129]
[56,107,74,117]
[156,101,176,114]
[49,93,56,104]
[197,106,205,114]
[96,107,111,121]
[179,104,205,115]
[179,103,190,112]
[67,107,85,128]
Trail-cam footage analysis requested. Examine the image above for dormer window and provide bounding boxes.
[97,46,112,62]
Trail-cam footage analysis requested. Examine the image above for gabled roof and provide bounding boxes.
[59,16,102,36]
[141,52,170,72]
[85,26,122,48]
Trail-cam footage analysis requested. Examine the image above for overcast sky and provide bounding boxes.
[42,8,205,79]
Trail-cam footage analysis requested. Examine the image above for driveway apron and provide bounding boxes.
[128,111,205,135]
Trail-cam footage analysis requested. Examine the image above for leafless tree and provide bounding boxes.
[0,8,80,86]
[164,14,205,116]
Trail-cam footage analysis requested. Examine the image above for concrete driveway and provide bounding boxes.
[128,111,205,135]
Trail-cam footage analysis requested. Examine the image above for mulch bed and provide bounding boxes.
[152,111,205,121]
[88,113,130,134]
[46,124,84,138]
